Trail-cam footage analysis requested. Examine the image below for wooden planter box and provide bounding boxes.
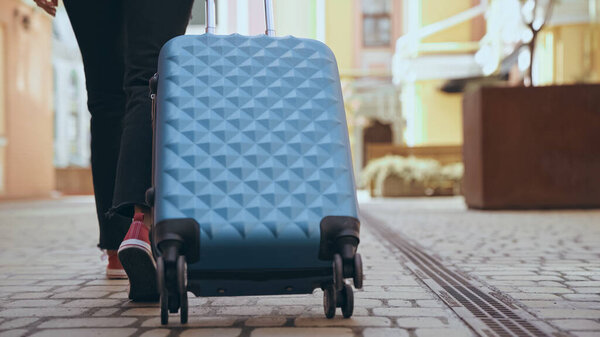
[462,84,600,209]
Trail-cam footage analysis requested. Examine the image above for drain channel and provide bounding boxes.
[364,212,566,337]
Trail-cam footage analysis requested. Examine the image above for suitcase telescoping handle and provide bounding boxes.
[205,0,275,36]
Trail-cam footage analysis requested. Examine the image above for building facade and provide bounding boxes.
[0,0,54,199]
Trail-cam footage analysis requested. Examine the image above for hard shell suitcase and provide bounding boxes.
[148,0,363,324]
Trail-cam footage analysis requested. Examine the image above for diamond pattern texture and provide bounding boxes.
[154,34,357,270]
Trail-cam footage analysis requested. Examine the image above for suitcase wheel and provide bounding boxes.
[340,284,354,318]
[323,284,336,319]
[323,282,355,319]
[157,254,188,325]
[177,255,188,324]
[353,253,363,289]
[157,256,168,325]
[332,254,343,291]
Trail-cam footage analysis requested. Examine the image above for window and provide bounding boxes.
[363,0,392,47]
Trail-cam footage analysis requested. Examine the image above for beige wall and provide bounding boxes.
[0,0,54,199]
[536,23,600,85]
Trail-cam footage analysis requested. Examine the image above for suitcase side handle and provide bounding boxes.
[205,0,275,36]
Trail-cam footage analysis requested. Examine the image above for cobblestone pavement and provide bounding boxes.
[0,197,474,337]
[361,196,600,337]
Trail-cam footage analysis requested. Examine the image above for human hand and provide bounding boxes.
[34,0,58,17]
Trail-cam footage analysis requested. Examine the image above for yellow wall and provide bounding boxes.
[421,0,474,43]
[536,23,600,85]
[325,0,354,70]
[416,80,463,145]
[414,0,474,146]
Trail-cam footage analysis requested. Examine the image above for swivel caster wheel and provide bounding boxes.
[323,284,337,319]
[340,284,354,318]
[157,257,168,325]
[332,254,343,291]
[177,255,188,324]
[353,253,363,289]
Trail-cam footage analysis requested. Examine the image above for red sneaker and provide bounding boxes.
[106,250,127,279]
[118,213,158,301]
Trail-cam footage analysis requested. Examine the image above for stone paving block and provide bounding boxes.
[416,300,445,308]
[28,328,137,337]
[4,300,63,307]
[573,287,600,294]
[38,317,137,328]
[396,317,450,328]
[0,329,27,337]
[566,281,600,287]
[81,286,128,292]
[294,316,391,327]
[121,308,162,316]
[568,301,600,309]
[303,306,369,316]
[250,327,354,337]
[92,308,120,317]
[491,275,565,281]
[571,332,600,337]
[244,316,287,327]
[179,328,241,337]
[50,291,109,299]
[108,292,129,299]
[533,309,600,319]
[63,299,122,308]
[562,294,600,301]
[0,281,37,286]
[209,297,252,306]
[139,329,170,337]
[415,328,475,337]
[8,293,51,300]
[273,306,306,315]
[507,293,561,300]
[0,287,52,293]
[256,297,321,306]
[141,316,236,328]
[85,279,129,286]
[550,319,600,330]
[372,307,450,317]
[37,280,85,286]
[387,300,412,307]
[353,299,383,308]
[519,300,571,308]
[215,306,273,316]
[0,318,38,330]
[356,291,432,300]
[362,327,410,337]
[51,286,81,293]
[518,287,574,294]
[0,308,88,317]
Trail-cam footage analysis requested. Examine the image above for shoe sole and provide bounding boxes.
[118,241,158,302]
[106,268,128,280]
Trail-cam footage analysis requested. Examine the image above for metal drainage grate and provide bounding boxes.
[365,212,566,337]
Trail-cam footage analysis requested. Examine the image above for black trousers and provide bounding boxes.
[64,0,194,249]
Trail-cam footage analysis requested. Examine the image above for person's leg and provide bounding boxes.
[115,0,194,301]
[110,0,194,219]
[63,0,131,254]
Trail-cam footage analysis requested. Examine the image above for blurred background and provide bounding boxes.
[0,0,599,205]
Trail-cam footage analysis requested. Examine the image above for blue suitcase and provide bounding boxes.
[147,0,363,325]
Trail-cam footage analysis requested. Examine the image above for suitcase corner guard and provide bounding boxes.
[153,218,200,264]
